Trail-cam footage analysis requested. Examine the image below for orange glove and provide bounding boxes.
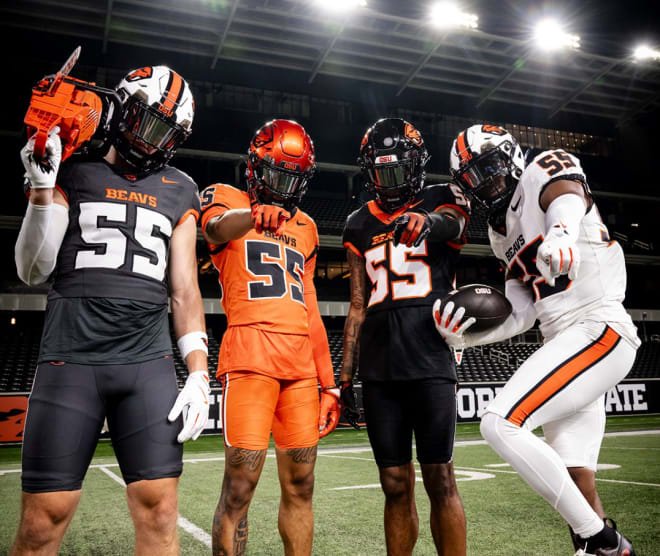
[251,204,290,236]
[318,387,340,439]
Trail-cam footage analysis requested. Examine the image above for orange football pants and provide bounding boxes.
[220,371,320,450]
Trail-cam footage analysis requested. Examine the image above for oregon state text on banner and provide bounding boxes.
[1,381,658,442]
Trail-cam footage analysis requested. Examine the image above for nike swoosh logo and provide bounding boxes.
[296,221,307,226]
[161,176,178,184]
[511,197,521,211]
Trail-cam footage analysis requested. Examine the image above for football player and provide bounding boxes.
[200,119,339,556]
[340,118,469,555]
[435,124,639,556]
[12,66,209,556]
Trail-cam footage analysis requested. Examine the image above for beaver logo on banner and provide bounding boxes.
[0,396,28,442]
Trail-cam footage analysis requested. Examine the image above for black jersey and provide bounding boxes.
[342,184,470,381]
[39,160,200,365]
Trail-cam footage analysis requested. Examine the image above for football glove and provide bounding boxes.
[318,386,340,439]
[168,370,210,443]
[536,227,580,287]
[21,127,62,190]
[251,204,291,236]
[393,212,431,248]
[432,299,476,350]
[339,381,361,430]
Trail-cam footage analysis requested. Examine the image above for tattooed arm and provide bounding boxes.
[340,250,368,383]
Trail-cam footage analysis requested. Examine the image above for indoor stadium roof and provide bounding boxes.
[3,0,659,124]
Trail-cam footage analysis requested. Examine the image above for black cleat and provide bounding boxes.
[574,519,635,556]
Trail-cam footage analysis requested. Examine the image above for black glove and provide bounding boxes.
[392,212,431,248]
[339,381,361,430]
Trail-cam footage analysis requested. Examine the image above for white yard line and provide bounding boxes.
[96,466,212,548]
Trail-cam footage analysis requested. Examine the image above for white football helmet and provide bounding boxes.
[449,124,525,212]
[114,65,194,172]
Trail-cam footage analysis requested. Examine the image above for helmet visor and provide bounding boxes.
[454,147,511,203]
[122,99,187,152]
[257,162,310,198]
[367,158,418,189]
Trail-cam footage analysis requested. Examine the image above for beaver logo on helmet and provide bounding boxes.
[125,67,153,82]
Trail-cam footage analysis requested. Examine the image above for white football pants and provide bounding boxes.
[480,320,638,538]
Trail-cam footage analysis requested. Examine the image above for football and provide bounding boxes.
[442,284,512,333]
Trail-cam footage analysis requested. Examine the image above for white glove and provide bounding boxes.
[535,228,580,287]
[168,370,210,443]
[20,127,62,189]
[432,299,476,350]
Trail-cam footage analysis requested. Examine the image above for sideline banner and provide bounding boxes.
[2,380,658,442]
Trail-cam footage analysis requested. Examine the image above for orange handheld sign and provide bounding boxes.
[24,46,122,161]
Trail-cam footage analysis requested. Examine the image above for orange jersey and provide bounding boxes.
[200,183,320,335]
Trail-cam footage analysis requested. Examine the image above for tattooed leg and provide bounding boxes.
[275,446,317,556]
[212,447,267,556]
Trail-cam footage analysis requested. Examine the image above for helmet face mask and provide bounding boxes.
[119,97,190,156]
[247,120,316,211]
[450,125,525,213]
[114,66,194,174]
[359,118,429,213]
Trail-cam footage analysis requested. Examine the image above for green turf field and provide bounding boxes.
[1,415,659,555]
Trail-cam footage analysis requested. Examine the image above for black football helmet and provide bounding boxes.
[358,118,429,213]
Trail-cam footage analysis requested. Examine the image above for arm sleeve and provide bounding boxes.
[543,193,586,241]
[462,279,537,348]
[15,202,69,285]
[425,211,462,243]
[303,242,335,389]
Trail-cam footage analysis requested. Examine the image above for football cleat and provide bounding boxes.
[574,520,635,556]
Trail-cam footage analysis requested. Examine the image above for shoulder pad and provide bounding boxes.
[523,150,586,195]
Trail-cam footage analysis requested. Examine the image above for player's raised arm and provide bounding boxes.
[15,127,69,285]
[536,178,589,287]
[167,213,210,443]
[339,249,368,429]
[203,207,253,244]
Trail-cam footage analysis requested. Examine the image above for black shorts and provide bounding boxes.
[362,377,457,467]
[22,357,183,493]
[359,306,456,381]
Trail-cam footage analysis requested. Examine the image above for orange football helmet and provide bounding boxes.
[246,119,316,210]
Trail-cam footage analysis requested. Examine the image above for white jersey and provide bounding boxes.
[488,149,638,342]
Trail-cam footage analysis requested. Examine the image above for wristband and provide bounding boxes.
[177,331,208,361]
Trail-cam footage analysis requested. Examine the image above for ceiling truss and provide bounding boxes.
[2,0,659,122]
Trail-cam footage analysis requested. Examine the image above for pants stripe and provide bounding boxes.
[505,325,621,427]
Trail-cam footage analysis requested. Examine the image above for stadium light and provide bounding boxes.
[533,19,580,51]
[429,2,478,30]
[633,44,660,61]
[310,0,366,12]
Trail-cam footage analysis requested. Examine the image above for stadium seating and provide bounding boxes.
[1,323,658,392]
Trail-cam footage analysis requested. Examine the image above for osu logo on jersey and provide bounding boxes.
[125,66,153,82]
